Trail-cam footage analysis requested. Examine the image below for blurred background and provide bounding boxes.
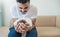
[0,0,60,27]
[0,0,60,37]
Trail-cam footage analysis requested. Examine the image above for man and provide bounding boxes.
[8,0,37,37]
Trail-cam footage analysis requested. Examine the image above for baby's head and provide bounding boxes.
[14,18,32,26]
[17,20,29,26]
[17,20,26,24]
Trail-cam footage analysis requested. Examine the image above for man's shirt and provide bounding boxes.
[10,4,37,19]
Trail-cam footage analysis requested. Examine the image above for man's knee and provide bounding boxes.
[8,27,21,37]
[8,29,17,37]
[26,27,38,37]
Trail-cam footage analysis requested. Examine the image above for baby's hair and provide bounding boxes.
[17,20,27,24]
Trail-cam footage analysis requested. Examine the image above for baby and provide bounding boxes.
[14,18,32,37]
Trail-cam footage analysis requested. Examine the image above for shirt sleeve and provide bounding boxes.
[10,5,18,18]
[30,7,37,19]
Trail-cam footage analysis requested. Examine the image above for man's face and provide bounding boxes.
[17,2,30,14]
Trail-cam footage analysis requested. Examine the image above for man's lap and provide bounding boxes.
[26,27,37,37]
[8,27,37,37]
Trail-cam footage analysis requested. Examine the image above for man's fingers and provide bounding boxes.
[18,25,25,33]
[15,24,19,30]
[19,23,26,30]
[22,24,26,30]
[21,30,26,33]
[14,23,30,33]
[26,26,32,31]
[16,29,19,32]
[14,25,18,30]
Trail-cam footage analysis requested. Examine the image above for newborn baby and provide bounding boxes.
[14,18,32,37]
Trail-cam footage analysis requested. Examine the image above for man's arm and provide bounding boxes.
[9,18,27,33]
[9,18,18,27]
[23,18,36,31]
[31,18,36,28]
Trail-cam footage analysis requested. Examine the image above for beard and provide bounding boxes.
[20,10,27,14]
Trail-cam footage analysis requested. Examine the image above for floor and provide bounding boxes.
[0,26,9,37]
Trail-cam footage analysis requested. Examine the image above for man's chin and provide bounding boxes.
[22,12,27,14]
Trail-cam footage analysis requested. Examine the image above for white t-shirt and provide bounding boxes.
[10,4,37,19]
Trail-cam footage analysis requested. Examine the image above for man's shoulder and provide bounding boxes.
[30,5,37,10]
[29,5,37,12]
[10,4,18,13]
[11,4,17,10]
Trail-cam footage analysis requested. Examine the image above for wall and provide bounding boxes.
[2,0,16,26]
[0,0,2,27]
[2,0,60,26]
[31,0,60,15]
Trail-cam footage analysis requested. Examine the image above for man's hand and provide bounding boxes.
[14,23,26,33]
[14,23,32,33]
[25,23,32,31]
